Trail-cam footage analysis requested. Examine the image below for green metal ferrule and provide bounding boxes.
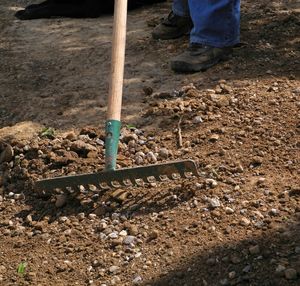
[105,119,121,171]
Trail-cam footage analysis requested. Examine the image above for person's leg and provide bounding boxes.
[172,0,189,17]
[171,0,240,73]
[189,0,240,47]
[152,0,193,40]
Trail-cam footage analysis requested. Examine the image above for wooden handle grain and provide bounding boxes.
[107,0,128,121]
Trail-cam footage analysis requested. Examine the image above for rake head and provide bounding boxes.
[35,159,200,192]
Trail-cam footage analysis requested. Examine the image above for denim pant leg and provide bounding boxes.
[172,0,190,17]
[189,0,240,47]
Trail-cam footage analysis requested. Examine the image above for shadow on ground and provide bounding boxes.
[141,213,300,286]
[0,0,299,133]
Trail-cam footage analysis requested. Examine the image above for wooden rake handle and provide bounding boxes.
[107,0,128,121]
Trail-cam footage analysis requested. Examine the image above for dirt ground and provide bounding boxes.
[0,0,299,286]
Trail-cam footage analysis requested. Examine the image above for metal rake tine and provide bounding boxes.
[110,180,122,188]
[149,174,161,182]
[99,182,110,189]
[122,179,133,187]
[134,178,144,186]
[66,186,78,194]
[159,174,169,182]
[171,173,181,180]
[87,184,97,191]
[184,171,194,178]
[146,176,156,183]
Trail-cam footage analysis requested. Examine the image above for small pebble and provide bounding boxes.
[269,208,279,216]
[230,255,241,264]
[127,224,139,235]
[77,213,85,220]
[88,214,97,220]
[119,230,128,237]
[132,275,142,284]
[257,177,266,185]
[284,268,297,280]
[243,265,251,273]
[135,252,142,258]
[59,216,69,223]
[14,193,24,200]
[148,230,159,240]
[228,271,236,279]
[207,197,221,208]
[158,148,169,159]
[0,144,14,163]
[111,213,119,220]
[239,217,251,226]
[99,222,108,231]
[219,278,229,285]
[249,245,260,255]
[108,232,118,239]
[209,134,220,142]
[123,236,135,245]
[276,265,286,273]
[109,266,120,274]
[225,207,234,214]
[206,258,216,265]
[25,215,33,224]
[146,152,157,163]
[206,179,218,188]
[192,116,203,124]
[55,194,67,208]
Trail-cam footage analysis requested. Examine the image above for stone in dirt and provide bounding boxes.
[239,217,251,226]
[225,207,235,214]
[123,236,136,245]
[94,205,111,216]
[206,179,218,188]
[125,224,139,236]
[289,187,300,197]
[207,197,221,208]
[0,144,14,163]
[209,134,220,142]
[284,268,297,280]
[110,189,129,203]
[70,140,97,156]
[212,94,231,107]
[132,275,142,284]
[148,230,159,240]
[64,131,77,141]
[158,148,169,159]
[249,245,260,255]
[109,266,120,274]
[55,194,67,208]
[192,116,203,124]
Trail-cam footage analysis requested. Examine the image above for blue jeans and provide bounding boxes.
[173,0,240,48]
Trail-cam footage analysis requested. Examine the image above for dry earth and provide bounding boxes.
[0,0,300,286]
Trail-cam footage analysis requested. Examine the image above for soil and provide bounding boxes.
[0,0,299,286]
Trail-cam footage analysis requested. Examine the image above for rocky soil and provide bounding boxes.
[0,0,300,286]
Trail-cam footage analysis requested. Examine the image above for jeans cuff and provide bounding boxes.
[190,36,240,48]
[172,7,190,18]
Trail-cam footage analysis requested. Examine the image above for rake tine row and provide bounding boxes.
[64,172,193,191]
[35,160,201,192]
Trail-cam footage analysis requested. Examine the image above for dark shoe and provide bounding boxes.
[152,11,193,40]
[170,43,233,73]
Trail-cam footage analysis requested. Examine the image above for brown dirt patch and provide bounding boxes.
[0,0,299,286]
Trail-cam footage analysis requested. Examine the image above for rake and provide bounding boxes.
[35,0,200,192]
